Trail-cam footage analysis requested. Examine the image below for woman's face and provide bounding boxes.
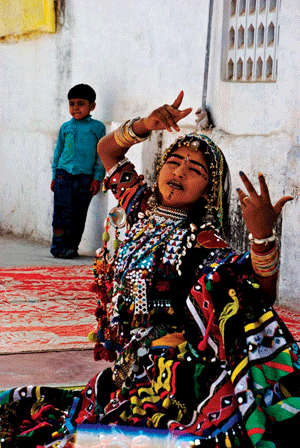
[157,145,210,211]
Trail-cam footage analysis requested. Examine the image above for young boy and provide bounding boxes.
[50,84,106,258]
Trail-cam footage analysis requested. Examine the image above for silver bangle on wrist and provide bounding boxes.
[126,117,151,142]
[248,229,276,245]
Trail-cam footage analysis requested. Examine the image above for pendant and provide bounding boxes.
[109,206,127,228]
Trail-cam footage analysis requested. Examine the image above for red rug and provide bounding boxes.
[0,266,98,354]
[0,266,299,354]
[276,306,300,341]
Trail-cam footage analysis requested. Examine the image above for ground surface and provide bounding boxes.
[0,233,111,390]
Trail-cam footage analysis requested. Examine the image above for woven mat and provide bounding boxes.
[0,266,97,354]
[0,266,299,354]
[275,306,300,341]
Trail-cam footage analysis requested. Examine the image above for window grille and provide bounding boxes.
[222,0,280,82]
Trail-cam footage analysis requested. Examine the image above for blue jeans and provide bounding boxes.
[51,169,93,256]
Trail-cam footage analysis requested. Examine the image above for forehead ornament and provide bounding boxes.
[190,140,201,151]
[178,140,201,151]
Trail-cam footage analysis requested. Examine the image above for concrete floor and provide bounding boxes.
[0,233,94,268]
[0,233,112,390]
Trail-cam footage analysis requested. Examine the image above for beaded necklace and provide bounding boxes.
[115,206,188,279]
[111,206,188,328]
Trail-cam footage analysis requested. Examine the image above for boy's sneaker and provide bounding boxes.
[50,248,79,258]
[61,248,79,259]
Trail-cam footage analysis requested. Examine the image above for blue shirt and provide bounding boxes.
[52,115,106,181]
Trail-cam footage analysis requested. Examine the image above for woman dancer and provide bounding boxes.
[88,92,298,447]
[0,93,298,448]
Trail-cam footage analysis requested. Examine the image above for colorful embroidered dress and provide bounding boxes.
[1,150,300,447]
[87,158,300,448]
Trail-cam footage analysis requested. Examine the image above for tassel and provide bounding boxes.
[198,311,215,352]
[225,433,232,448]
[87,331,98,343]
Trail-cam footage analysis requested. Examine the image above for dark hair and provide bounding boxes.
[67,84,96,103]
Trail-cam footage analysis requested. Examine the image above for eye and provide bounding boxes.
[166,159,180,166]
[189,167,207,177]
[189,167,202,175]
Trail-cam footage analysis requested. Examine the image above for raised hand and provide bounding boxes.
[142,91,192,133]
[98,92,192,171]
[237,171,293,239]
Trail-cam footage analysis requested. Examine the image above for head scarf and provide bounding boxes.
[156,133,231,237]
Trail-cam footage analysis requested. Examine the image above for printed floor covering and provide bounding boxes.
[0,265,98,354]
[0,266,299,355]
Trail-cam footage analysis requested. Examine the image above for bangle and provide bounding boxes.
[251,242,279,277]
[113,118,151,148]
[248,229,276,245]
[127,117,151,142]
[114,127,131,148]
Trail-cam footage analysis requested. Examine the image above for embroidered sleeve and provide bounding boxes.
[103,158,151,224]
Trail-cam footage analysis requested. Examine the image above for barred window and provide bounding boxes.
[222,0,280,82]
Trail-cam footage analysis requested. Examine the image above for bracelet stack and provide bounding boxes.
[248,229,276,245]
[251,241,279,277]
[114,117,151,148]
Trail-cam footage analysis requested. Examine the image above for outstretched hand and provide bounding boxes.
[142,91,192,133]
[237,171,293,239]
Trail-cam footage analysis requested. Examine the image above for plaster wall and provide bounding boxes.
[0,0,209,255]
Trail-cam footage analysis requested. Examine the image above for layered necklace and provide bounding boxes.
[115,205,188,279]
[111,205,188,325]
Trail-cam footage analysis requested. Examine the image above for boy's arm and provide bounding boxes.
[51,125,65,181]
[93,123,106,183]
[93,155,106,182]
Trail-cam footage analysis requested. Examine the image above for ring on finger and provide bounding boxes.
[242,196,251,204]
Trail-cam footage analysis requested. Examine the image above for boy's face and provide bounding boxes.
[69,98,96,120]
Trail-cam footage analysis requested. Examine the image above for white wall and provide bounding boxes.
[0,0,209,255]
[205,0,300,311]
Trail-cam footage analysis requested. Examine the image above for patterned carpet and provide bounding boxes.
[0,266,299,354]
[0,266,97,354]
[275,306,300,341]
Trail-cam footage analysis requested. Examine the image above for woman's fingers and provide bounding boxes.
[172,91,184,109]
[239,171,260,202]
[154,111,174,131]
[146,92,192,132]
[257,172,272,202]
[165,105,192,125]
[176,107,193,120]
[237,171,293,238]
[156,105,192,132]
[273,196,294,216]
[236,187,252,207]
[160,106,181,131]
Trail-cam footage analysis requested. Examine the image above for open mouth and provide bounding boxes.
[167,180,184,190]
